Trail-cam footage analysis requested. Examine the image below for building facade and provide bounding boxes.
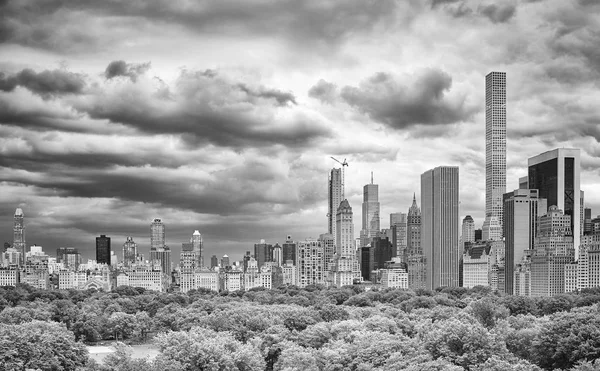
[297,239,325,288]
[13,208,25,266]
[421,166,460,290]
[360,180,380,247]
[328,168,343,247]
[96,235,111,265]
[332,200,359,287]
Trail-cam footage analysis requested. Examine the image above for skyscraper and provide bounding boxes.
[421,166,460,290]
[123,237,138,267]
[282,235,296,265]
[192,230,203,268]
[210,255,218,269]
[297,239,325,288]
[96,235,111,265]
[528,148,581,257]
[461,215,475,249]
[332,199,359,287]
[503,189,547,295]
[151,218,165,250]
[360,176,380,247]
[13,208,25,266]
[328,168,343,247]
[484,71,507,238]
[254,239,273,269]
[390,213,408,262]
[407,194,425,289]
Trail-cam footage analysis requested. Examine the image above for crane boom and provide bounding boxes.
[330,156,349,199]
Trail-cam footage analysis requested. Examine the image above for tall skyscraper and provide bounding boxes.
[328,168,343,248]
[528,148,581,257]
[254,239,273,269]
[360,176,380,247]
[332,199,359,287]
[484,71,507,238]
[503,189,547,295]
[123,237,138,267]
[96,235,111,265]
[461,215,475,249]
[421,166,460,290]
[282,235,296,265]
[13,208,25,266]
[210,254,218,269]
[151,218,165,250]
[390,213,408,262]
[407,194,425,290]
[192,230,203,268]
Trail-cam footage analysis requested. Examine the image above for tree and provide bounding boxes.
[107,312,137,341]
[0,320,88,370]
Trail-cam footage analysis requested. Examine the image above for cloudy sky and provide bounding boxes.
[1,0,600,262]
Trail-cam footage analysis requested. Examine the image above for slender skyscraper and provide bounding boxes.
[360,175,380,247]
[192,230,203,268]
[332,199,359,287]
[328,168,343,247]
[13,208,25,266]
[484,71,507,238]
[123,237,138,267]
[528,148,581,257]
[461,215,475,249]
[96,235,111,265]
[421,166,460,290]
[151,218,165,250]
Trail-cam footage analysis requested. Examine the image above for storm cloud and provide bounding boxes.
[339,69,476,130]
[0,69,86,96]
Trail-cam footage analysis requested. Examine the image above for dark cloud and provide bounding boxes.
[237,84,297,106]
[0,0,402,53]
[0,69,85,96]
[478,3,516,23]
[431,0,461,8]
[339,69,476,130]
[308,79,338,104]
[105,60,151,81]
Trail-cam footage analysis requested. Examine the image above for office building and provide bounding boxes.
[380,260,408,289]
[577,235,600,290]
[461,215,475,249]
[151,218,166,250]
[462,243,491,288]
[528,148,581,257]
[96,235,111,265]
[192,230,203,268]
[390,213,408,261]
[13,208,25,266]
[273,244,283,267]
[360,176,380,247]
[210,255,218,269]
[0,267,19,286]
[503,189,547,295]
[123,237,138,267]
[319,233,335,277]
[282,235,297,265]
[328,168,343,247]
[406,194,425,289]
[484,71,507,237]
[221,255,230,268]
[584,208,592,235]
[254,239,273,269]
[56,247,81,270]
[421,166,460,290]
[482,216,502,241]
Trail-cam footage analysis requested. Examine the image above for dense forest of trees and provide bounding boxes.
[1,284,600,370]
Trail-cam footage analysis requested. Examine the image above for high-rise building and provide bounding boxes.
[56,247,81,270]
[210,255,218,269]
[360,176,380,247]
[421,166,460,290]
[151,218,165,250]
[221,254,230,268]
[407,194,425,290]
[254,239,273,269]
[13,208,25,266]
[390,213,408,262]
[332,199,359,287]
[482,216,502,241]
[282,235,296,265]
[150,247,171,275]
[192,230,204,268]
[461,215,475,249]
[123,237,138,267]
[96,235,111,265]
[530,206,575,297]
[503,189,547,295]
[297,239,325,288]
[528,148,581,257]
[328,168,343,247]
[319,233,335,277]
[584,208,592,236]
[273,244,283,267]
[484,71,507,236]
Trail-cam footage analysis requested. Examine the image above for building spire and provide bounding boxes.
[412,193,417,205]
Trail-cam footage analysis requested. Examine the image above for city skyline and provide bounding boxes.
[2,1,600,261]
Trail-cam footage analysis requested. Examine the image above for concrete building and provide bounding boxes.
[530,206,575,297]
[578,235,600,290]
[220,270,243,292]
[150,246,171,277]
[328,168,343,247]
[503,189,547,295]
[482,216,502,241]
[196,271,219,292]
[13,208,25,266]
[380,260,409,289]
[122,237,138,267]
[461,215,475,250]
[210,255,218,269]
[95,235,111,266]
[192,230,203,268]
[514,256,531,297]
[319,233,335,281]
[254,239,273,269]
[406,194,425,290]
[390,213,408,261]
[462,243,491,288]
[360,177,380,247]
[282,236,297,266]
[0,267,19,286]
[297,239,325,288]
[332,199,359,287]
[421,166,460,290]
[528,148,581,258]
[151,218,166,250]
[282,262,297,286]
[117,264,166,292]
[56,247,81,271]
[484,71,507,238]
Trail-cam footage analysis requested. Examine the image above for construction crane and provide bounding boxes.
[330,156,349,199]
